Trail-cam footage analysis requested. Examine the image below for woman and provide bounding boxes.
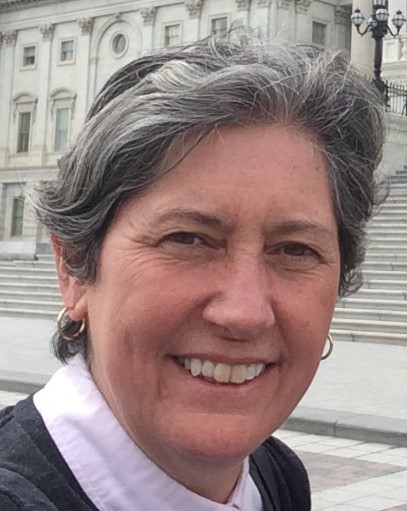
[0,34,384,510]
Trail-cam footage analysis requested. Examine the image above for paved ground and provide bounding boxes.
[275,429,407,511]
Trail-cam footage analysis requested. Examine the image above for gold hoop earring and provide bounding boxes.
[321,333,333,360]
[57,306,86,341]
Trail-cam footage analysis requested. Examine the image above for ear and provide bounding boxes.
[51,234,88,322]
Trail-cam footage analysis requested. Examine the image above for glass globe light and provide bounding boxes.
[392,10,406,29]
[375,8,389,22]
[351,8,365,27]
[367,17,378,28]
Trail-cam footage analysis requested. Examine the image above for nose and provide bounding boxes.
[202,258,275,341]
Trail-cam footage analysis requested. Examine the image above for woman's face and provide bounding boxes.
[63,124,340,488]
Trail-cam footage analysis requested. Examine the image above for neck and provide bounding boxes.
[144,445,245,503]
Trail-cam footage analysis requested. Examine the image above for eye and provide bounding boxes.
[163,232,206,246]
[278,243,318,258]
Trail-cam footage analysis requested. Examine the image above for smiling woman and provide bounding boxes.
[0,31,385,511]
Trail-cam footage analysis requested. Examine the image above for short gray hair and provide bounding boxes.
[34,33,385,361]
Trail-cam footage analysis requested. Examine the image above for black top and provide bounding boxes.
[0,397,311,510]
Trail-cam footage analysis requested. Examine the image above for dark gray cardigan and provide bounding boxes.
[0,397,311,510]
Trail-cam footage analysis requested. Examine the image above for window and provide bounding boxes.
[59,39,75,63]
[10,196,25,238]
[22,45,36,67]
[211,17,228,38]
[164,24,181,48]
[54,107,70,151]
[17,112,31,153]
[111,33,128,57]
[312,22,327,46]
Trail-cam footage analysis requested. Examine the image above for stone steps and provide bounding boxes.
[0,274,59,285]
[334,307,406,322]
[363,278,407,289]
[364,253,407,261]
[0,298,60,313]
[336,297,407,311]
[331,317,406,335]
[0,307,56,320]
[0,282,60,294]
[0,290,62,302]
[331,329,407,345]
[334,173,406,345]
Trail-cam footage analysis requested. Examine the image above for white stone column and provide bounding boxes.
[255,0,271,38]
[140,7,156,52]
[0,30,17,167]
[350,0,374,75]
[294,0,312,43]
[334,5,352,51]
[184,1,203,42]
[236,0,250,25]
[77,17,94,124]
[276,0,295,41]
[31,23,54,166]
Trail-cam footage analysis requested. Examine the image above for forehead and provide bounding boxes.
[121,123,335,232]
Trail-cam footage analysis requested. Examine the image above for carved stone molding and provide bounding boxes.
[295,0,311,14]
[185,0,203,18]
[334,5,351,25]
[4,30,17,46]
[78,17,94,35]
[140,7,157,25]
[39,23,54,41]
[257,0,271,7]
[236,0,250,11]
[278,0,292,10]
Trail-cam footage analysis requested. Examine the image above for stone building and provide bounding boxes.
[0,0,353,259]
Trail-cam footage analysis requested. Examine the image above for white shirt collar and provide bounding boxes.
[34,356,263,511]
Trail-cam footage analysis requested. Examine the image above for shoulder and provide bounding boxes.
[249,436,311,511]
[0,467,55,511]
[0,491,20,511]
[0,398,97,511]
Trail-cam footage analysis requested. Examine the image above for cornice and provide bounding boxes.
[295,0,311,14]
[257,0,272,7]
[0,0,47,11]
[236,0,250,11]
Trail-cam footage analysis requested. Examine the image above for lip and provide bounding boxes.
[171,354,275,366]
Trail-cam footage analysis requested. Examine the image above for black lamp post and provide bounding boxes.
[351,1,406,95]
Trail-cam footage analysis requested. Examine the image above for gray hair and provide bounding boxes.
[34,33,385,362]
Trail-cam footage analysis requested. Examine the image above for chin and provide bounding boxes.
[157,412,274,462]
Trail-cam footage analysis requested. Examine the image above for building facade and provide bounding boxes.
[0,0,352,259]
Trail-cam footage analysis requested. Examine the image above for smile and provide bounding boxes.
[177,357,266,384]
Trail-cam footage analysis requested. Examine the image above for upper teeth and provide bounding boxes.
[180,357,265,384]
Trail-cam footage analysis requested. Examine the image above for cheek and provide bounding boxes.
[276,283,337,359]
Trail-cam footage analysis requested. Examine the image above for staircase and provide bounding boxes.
[0,255,62,320]
[0,170,406,342]
[332,168,407,344]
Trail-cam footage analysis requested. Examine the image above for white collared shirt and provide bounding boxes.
[34,357,263,511]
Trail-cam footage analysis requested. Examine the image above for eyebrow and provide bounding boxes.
[266,220,337,241]
[152,208,227,229]
[151,208,336,241]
